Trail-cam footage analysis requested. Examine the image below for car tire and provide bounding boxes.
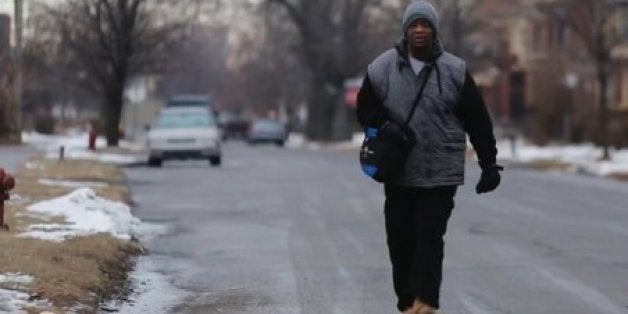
[209,156,221,166]
[148,157,162,167]
[275,140,285,147]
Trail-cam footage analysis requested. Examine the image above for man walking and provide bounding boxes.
[356,1,502,313]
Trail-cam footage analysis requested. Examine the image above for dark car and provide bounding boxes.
[217,112,250,140]
[166,95,217,114]
[247,119,289,146]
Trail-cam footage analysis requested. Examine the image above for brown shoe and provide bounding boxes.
[402,307,414,314]
[413,299,437,314]
[402,299,421,313]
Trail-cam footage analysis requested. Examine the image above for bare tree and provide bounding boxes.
[157,25,230,105]
[543,0,628,159]
[439,0,496,62]
[47,0,199,146]
[228,35,302,116]
[264,0,383,141]
[224,4,309,120]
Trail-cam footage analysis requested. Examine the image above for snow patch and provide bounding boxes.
[44,150,147,166]
[0,288,51,314]
[0,274,33,285]
[38,179,109,189]
[22,131,147,166]
[102,256,189,314]
[20,188,140,242]
[497,139,628,177]
[0,273,51,314]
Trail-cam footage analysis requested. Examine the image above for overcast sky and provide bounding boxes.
[0,0,59,16]
[0,1,13,15]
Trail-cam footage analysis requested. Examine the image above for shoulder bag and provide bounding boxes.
[359,65,433,183]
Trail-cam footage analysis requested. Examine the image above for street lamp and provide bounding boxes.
[562,72,579,143]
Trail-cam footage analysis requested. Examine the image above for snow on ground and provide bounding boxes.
[102,255,189,314]
[497,138,628,176]
[19,188,140,242]
[0,274,33,286]
[0,273,51,314]
[22,131,147,166]
[38,179,109,189]
[288,132,364,150]
[44,149,147,166]
[100,221,187,314]
[0,289,51,314]
[22,130,106,151]
[286,133,306,148]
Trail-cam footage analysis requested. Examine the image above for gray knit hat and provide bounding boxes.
[402,1,439,35]
[401,1,443,57]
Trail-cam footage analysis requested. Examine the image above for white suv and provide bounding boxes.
[147,107,221,167]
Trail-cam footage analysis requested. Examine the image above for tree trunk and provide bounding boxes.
[103,87,124,147]
[597,61,610,160]
[306,77,337,141]
[331,92,351,141]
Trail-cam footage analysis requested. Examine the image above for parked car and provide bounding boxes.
[147,107,221,167]
[247,119,289,146]
[166,94,217,115]
[167,94,211,107]
[217,112,250,140]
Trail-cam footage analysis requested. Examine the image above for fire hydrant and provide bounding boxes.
[0,167,16,231]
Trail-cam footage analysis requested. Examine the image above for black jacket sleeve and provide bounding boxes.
[459,71,498,169]
[356,74,387,129]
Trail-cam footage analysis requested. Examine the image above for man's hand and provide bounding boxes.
[476,164,503,194]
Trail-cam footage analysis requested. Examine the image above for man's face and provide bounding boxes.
[406,19,434,52]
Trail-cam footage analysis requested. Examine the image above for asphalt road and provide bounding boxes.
[126,142,628,314]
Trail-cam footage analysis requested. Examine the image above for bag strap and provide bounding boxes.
[403,65,434,127]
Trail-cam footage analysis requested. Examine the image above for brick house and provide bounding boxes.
[473,0,628,145]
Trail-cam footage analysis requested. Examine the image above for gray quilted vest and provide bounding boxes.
[367,49,467,187]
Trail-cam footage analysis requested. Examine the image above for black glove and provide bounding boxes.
[476,164,504,194]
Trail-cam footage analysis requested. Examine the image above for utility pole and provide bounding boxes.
[13,0,23,141]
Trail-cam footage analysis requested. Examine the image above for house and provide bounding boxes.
[473,0,628,145]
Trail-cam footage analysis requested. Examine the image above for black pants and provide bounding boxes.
[384,184,457,311]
